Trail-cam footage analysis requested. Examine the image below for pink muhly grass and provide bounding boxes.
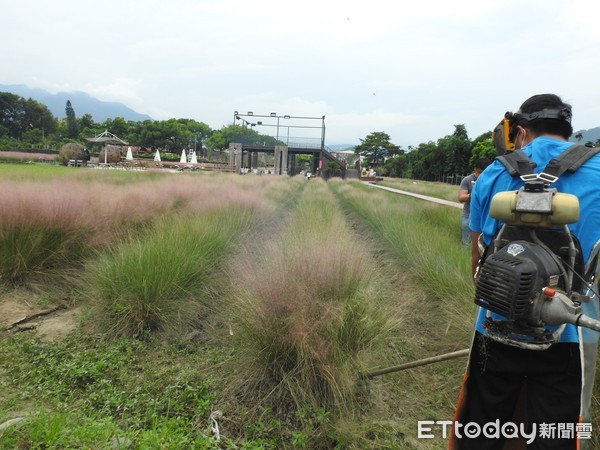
[165,175,274,216]
[0,181,95,230]
[93,181,182,237]
[229,185,388,410]
[64,176,273,245]
[0,181,98,284]
[0,175,275,286]
[0,151,57,161]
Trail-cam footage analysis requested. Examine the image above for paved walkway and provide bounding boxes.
[363,182,463,209]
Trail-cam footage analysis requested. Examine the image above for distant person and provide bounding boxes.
[82,147,90,167]
[458,158,491,245]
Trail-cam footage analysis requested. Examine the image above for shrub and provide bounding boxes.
[59,142,85,165]
[98,145,122,164]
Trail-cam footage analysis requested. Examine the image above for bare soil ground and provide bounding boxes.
[0,290,82,341]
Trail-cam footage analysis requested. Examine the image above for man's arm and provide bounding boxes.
[458,189,470,203]
[471,231,482,278]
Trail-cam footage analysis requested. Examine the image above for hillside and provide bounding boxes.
[0,84,152,122]
[571,127,600,145]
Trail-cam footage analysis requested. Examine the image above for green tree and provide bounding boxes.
[78,117,102,145]
[204,124,276,151]
[78,113,95,131]
[174,118,212,150]
[324,161,342,178]
[382,152,408,178]
[471,131,492,147]
[0,92,24,138]
[0,92,56,144]
[401,125,480,182]
[101,117,128,141]
[160,119,190,152]
[130,120,159,149]
[437,124,472,176]
[415,141,446,180]
[65,100,79,138]
[470,139,496,166]
[24,98,56,137]
[354,131,400,168]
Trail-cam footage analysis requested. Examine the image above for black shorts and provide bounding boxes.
[458,332,581,450]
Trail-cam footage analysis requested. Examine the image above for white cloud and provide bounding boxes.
[2,0,599,146]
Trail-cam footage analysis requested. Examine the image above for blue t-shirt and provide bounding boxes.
[470,136,600,342]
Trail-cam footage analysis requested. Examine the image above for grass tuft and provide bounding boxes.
[86,208,256,337]
[228,179,391,413]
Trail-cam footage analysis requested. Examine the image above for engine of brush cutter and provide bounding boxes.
[475,240,567,349]
[472,182,600,349]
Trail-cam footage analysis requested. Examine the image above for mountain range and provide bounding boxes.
[571,127,600,144]
[0,84,152,122]
[2,83,599,145]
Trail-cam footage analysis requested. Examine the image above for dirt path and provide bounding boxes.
[363,182,463,209]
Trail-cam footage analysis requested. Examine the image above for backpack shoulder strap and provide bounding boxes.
[542,144,600,179]
[495,145,599,180]
[495,149,537,177]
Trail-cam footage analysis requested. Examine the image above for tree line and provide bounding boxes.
[0,92,264,155]
[3,91,595,181]
[354,126,497,182]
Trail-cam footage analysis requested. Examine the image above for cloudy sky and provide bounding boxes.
[2,0,600,147]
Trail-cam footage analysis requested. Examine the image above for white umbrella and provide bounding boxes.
[180,150,187,163]
[154,149,161,162]
[190,151,198,164]
[126,146,134,160]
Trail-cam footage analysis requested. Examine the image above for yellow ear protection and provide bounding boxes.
[492,117,515,155]
[492,107,572,155]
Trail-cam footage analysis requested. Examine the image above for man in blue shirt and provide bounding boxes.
[451,94,600,449]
